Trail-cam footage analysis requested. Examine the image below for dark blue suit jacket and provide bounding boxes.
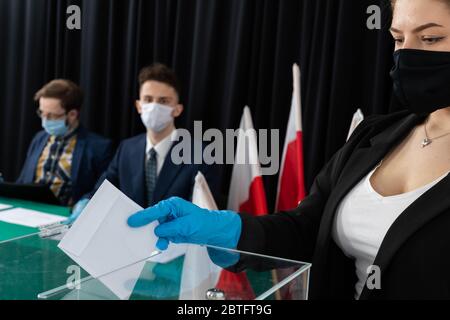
[89,133,220,208]
[17,126,113,204]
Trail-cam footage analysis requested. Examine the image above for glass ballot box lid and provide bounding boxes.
[0,225,311,300]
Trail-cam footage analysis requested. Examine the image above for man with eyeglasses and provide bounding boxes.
[17,79,113,207]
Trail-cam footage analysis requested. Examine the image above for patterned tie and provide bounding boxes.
[145,148,158,207]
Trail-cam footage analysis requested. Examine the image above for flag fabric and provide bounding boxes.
[346,108,365,142]
[214,106,271,300]
[179,172,222,300]
[273,64,307,300]
[227,106,268,216]
[180,106,269,300]
[276,63,306,212]
[179,170,257,300]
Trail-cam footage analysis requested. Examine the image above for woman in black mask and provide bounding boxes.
[128,0,450,300]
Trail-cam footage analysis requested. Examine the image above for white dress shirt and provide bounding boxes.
[332,161,449,300]
[145,130,177,175]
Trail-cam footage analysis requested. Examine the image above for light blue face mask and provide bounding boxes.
[42,118,69,137]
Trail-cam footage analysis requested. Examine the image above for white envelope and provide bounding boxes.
[58,180,186,300]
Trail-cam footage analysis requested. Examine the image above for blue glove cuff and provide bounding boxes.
[208,210,242,249]
[65,198,90,224]
[206,210,242,268]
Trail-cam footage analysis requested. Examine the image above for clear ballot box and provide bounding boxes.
[0,225,311,300]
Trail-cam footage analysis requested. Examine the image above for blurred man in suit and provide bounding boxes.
[68,63,219,221]
[17,79,113,207]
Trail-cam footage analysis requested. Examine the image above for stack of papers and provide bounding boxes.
[58,180,186,300]
[0,204,12,211]
[0,208,66,227]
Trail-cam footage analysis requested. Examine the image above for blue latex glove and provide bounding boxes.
[65,198,89,224]
[127,197,242,267]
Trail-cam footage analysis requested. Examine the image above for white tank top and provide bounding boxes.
[332,162,449,299]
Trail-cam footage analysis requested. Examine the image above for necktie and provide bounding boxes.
[145,148,158,207]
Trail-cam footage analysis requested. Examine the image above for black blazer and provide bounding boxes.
[234,110,450,300]
[87,133,220,208]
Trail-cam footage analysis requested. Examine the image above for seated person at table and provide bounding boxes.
[17,79,113,207]
[67,63,219,221]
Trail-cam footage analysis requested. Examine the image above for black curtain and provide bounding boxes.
[0,0,399,211]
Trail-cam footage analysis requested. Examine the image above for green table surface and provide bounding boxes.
[0,197,70,243]
[0,231,279,300]
[0,198,297,300]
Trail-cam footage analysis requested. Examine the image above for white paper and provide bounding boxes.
[0,208,66,228]
[0,204,12,211]
[58,180,186,300]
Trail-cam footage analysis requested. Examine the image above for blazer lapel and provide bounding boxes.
[152,142,183,204]
[312,113,428,282]
[28,134,50,180]
[130,135,147,207]
[360,170,450,299]
[71,127,86,184]
[312,143,393,273]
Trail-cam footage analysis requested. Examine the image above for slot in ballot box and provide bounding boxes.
[0,226,311,300]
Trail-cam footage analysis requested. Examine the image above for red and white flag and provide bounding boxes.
[180,107,269,299]
[214,106,270,299]
[227,106,268,216]
[276,64,306,212]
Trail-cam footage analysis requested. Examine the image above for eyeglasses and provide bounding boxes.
[36,109,67,121]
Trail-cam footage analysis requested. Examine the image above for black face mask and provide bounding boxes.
[390,49,450,115]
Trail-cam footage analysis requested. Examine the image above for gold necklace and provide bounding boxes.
[422,117,450,148]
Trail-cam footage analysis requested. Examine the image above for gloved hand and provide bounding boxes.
[65,198,90,225]
[127,196,242,253]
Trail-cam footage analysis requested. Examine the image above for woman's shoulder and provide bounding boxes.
[348,110,414,141]
[360,109,412,127]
